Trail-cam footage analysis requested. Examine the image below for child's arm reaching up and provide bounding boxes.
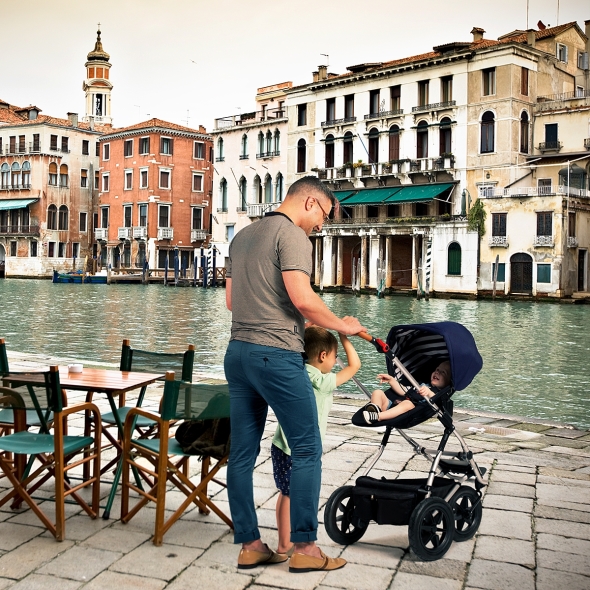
[376,373,408,398]
[335,334,361,387]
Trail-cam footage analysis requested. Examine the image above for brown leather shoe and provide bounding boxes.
[289,549,346,572]
[237,543,288,569]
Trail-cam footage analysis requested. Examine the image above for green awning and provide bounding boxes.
[0,198,38,211]
[385,183,455,203]
[332,190,356,202]
[339,187,400,205]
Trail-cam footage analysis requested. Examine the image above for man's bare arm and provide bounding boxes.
[226,277,232,311]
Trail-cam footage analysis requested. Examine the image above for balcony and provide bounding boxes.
[215,156,225,162]
[239,154,249,160]
[133,226,147,240]
[321,117,356,128]
[567,236,579,248]
[479,185,590,199]
[0,224,40,236]
[157,227,173,240]
[214,106,287,130]
[256,151,279,159]
[364,109,403,121]
[247,202,280,218]
[489,236,508,247]
[94,228,108,241]
[0,184,32,191]
[538,141,562,153]
[412,100,456,113]
[191,229,207,242]
[118,227,132,240]
[533,235,554,247]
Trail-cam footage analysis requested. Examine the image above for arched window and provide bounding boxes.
[11,162,21,188]
[481,111,495,153]
[258,132,264,156]
[253,175,262,204]
[275,173,284,201]
[217,138,224,160]
[389,125,400,161]
[241,134,248,158]
[274,129,280,154]
[59,164,68,187]
[48,162,58,186]
[448,242,462,275]
[58,205,69,230]
[266,131,272,154]
[219,179,227,211]
[417,120,428,159]
[368,127,379,164]
[21,161,31,188]
[47,204,57,230]
[520,111,529,154]
[264,174,272,203]
[325,134,335,168]
[343,131,354,164]
[239,177,247,210]
[1,163,9,188]
[439,117,452,155]
[297,139,306,173]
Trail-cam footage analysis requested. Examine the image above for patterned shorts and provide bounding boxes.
[271,444,292,496]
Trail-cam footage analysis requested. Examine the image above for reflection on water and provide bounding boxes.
[1,279,589,429]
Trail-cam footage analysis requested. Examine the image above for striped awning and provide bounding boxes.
[339,183,455,205]
[0,198,38,211]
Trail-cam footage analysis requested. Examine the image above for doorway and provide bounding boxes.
[0,243,5,278]
[578,250,587,292]
[510,253,533,294]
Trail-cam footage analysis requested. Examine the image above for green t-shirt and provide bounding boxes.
[272,364,337,456]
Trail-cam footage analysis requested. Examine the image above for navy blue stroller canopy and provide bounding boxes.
[385,321,483,392]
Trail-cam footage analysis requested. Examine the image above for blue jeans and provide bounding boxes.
[224,340,322,544]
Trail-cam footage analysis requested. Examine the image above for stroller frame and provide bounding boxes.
[324,323,487,561]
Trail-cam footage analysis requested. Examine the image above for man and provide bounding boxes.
[224,176,365,572]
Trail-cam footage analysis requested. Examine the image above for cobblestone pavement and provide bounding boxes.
[1,351,589,590]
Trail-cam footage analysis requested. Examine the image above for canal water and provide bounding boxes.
[1,279,589,429]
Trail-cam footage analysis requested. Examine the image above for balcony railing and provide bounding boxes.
[214,106,286,130]
[94,228,108,241]
[533,235,554,247]
[364,109,403,120]
[479,185,590,199]
[239,154,249,160]
[538,141,562,152]
[247,202,280,218]
[256,151,280,159]
[215,156,225,162]
[0,184,32,190]
[489,236,508,247]
[3,142,41,155]
[118,227,132,240]
[321,116,356,127]
[0,224,40,236]
[157,227,173,240]
[133,226,147,240]
[537,90,589,102]
[412,100,456,113]
[191,229,207,242]
[567,236,579,248]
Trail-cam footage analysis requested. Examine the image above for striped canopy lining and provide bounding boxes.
[388,330,450,388]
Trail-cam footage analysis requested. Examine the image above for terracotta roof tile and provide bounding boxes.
[105,117,207,135]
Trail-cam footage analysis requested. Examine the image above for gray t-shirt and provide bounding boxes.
[226,212,312,352]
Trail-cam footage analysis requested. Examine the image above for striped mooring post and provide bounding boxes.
[424,239,432,300]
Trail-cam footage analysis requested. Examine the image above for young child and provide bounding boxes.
[271,326,361,556]
[362,360,451,424]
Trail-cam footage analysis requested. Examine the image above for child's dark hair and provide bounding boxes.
[304,326,338,359]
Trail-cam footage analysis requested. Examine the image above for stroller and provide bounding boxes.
[324,321,486,561]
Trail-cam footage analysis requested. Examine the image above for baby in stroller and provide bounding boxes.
[362,360,451,424]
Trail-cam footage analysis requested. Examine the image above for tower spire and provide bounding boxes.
[82,26,113,125]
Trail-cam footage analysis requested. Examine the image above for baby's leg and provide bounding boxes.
[378,400,415,421]
[370,389,390,412]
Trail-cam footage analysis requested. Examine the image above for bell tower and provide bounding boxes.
[83,26,113,125]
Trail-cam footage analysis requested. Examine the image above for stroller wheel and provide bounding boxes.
[324,485,367,545]
[450,486,482,541]
[408,497,455,561]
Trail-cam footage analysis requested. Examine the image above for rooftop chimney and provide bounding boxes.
[312,70,319,82]
[526,29,536,47]
[88,116,95,131]
[471,27,485,42]
[67,112,78,127]
[318,65,328,81]
[586,20,590,57]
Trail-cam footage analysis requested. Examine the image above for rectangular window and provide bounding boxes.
[390,85,401,111]
[370,89,380,114]
[192,173,203,192]
[538,178,552,195]
[569,212,576,238]
[61,137,69,152]
[72,243,80,258]
[124,139,133,157]
[32,134,40,151]
[9,136,16,153]
[79,212,87,232]
[139,137,150,154]
[58,242,66,257]
[82,140,89,155]
[326,97,336,122]
[94,171,99,190]
[556,43,568,63]
[102,173,110,192]
[297,103,307,126]
[344,94,354,118]
[18,135,25,153]
[30,241,38,257]
[537,212,552,236]
[96,142,100,157]
[192,207,203,230]
[441,76,452,102]
[93,213,99,231]
[158,204,170,227]
[123,205,132,228]
[492,213,507,236]
[80,169,88,188]
[194,141,204,159]
[50,135,58,150]
[124,170,133,190]
[48,242,55,257]
[482,68,496,96]
[140,168,148,188]
[9,241,16,257]
[159,169,170,189]
[101,207,109,228]
[521,67,529,96]
[537,264,551,283]
[578,51,589,69]
[103,143,110,160]
[418,81,429,106]
[139,204,148,227]
[160,137,173,155]
[492,262,506,282]
[544,123,558,148]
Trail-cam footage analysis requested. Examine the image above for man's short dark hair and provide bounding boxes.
[304,326,338,359]
[286,176,335,205]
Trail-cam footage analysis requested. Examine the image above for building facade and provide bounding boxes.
[97,119,213,273]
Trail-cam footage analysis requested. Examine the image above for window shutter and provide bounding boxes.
[169,138,174,155]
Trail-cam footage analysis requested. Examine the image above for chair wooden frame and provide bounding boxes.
[0,366,102,541]
[121,372,233,545]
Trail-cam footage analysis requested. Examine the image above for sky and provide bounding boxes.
[1,0,586,132]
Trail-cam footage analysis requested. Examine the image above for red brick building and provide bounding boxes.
[97,119,213,273]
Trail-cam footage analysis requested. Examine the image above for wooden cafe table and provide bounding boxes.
[6,366,164,519]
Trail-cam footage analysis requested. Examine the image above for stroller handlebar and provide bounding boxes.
[357,332,390,353]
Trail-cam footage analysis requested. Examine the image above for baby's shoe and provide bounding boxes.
[362,411,380,425]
